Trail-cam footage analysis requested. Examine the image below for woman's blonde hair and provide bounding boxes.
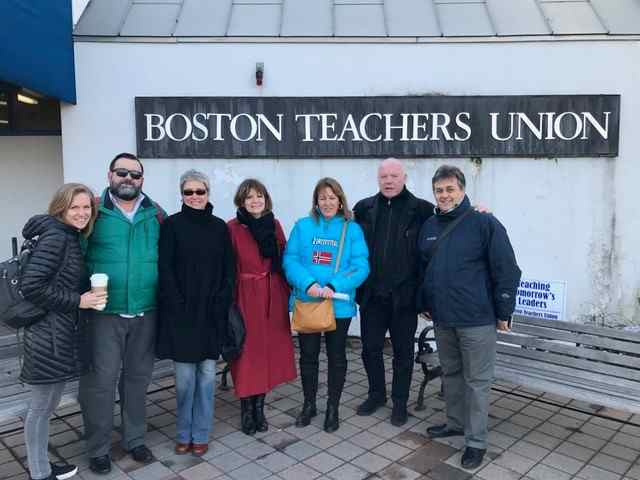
[310,177,352,221]
[48,183,98,237]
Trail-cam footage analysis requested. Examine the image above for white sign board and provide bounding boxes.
[514,278,567,321]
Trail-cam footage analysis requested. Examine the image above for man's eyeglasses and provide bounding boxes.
[111,168,143,180]
[183,189,207,196]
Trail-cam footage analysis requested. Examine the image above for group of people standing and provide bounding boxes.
[18,153,520,480]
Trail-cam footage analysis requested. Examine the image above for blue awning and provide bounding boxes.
[0,0,76,104]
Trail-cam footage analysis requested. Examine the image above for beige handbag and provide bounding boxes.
[291,221,349,334]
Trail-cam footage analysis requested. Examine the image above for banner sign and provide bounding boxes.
[135,95,620,159]
[514,277,567,321]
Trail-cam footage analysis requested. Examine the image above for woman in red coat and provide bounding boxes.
[228,179,297,435]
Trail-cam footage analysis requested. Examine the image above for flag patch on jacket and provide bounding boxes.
[312,251,333,265]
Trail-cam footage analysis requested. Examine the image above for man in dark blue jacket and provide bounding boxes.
[418,165,521,470]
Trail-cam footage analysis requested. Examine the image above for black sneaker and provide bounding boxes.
[356,396,386,416]
[129,444,153,464]
[49,462,78,480]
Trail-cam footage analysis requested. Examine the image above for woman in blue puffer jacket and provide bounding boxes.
[283,177,369,433]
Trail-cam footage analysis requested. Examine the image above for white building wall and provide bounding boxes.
[62,40,640,326]
[0,136,64,259]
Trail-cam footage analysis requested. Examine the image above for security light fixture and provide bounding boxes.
[256,62,264,86]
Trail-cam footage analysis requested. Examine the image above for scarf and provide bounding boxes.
[236,208,282,272]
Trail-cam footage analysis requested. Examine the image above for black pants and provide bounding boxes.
[360,297,417,405]
[298,318,352,405]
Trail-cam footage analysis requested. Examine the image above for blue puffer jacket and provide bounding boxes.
[283,214,370,319]
[417,195,521,328]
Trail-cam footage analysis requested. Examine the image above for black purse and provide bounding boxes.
[0,238,46,329]
[221,304,246,362]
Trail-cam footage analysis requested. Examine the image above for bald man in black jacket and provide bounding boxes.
[353,158,434,426]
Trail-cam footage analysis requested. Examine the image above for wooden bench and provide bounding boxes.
[0,333,230,422]
[415,315,640,414]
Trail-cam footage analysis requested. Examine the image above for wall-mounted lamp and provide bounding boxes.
[17,93,39,105]
[256,62,264,87]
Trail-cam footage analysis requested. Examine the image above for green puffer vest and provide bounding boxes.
[85,190,165,314]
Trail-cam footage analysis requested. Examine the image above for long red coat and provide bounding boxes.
[227,218,297,398]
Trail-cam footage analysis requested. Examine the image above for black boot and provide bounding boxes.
[296,361,319,428]
[295,400,317,427]
[324,402,339,433]
[324,351,346,433]
[240,398,256,435]
[253,394,269,432]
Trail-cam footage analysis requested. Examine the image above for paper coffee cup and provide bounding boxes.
[90,273,108,310]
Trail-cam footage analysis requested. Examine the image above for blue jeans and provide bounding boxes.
[174,360,216,444]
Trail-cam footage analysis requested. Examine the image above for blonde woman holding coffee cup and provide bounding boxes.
[19,183,106,480]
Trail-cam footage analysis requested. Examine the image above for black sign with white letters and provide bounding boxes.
[135,95,620,158]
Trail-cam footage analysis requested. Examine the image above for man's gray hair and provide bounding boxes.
[432,165,466,190]
[180,169,210,192]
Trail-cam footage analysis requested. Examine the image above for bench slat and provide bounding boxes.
[496,342,640,382]
[497,332,640,370]
[0,334,21,348]
[496,354,640,398]
[0,345,21,361]
[0,359,176,420]
[512,324,640,355]
[513,316,640,343]
[495,365,640,414]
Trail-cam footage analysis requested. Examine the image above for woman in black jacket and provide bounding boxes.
[156,169,234,457]
[20,183,106,480]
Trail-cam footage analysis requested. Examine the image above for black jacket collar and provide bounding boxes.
[181,202,213,223]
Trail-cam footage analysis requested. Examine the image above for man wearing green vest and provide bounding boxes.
[79,153,166,475]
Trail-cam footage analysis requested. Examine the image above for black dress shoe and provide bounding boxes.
[461,446,486,469]
[89,455,111,475]
[295,401,317,427]
[356,396,386,416]
[129,445,153,463]
[426,423,464,438]
[390,403,408,427]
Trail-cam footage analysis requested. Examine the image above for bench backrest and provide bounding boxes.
[497,315,640,406]
[0,333,175,421]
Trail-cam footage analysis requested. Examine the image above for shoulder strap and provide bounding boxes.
[333,220,349,274]
[426,208,473,267]
[151,200,165,225]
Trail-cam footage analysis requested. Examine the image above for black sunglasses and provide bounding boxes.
[112,168,143,180]
[183,189,207,196]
